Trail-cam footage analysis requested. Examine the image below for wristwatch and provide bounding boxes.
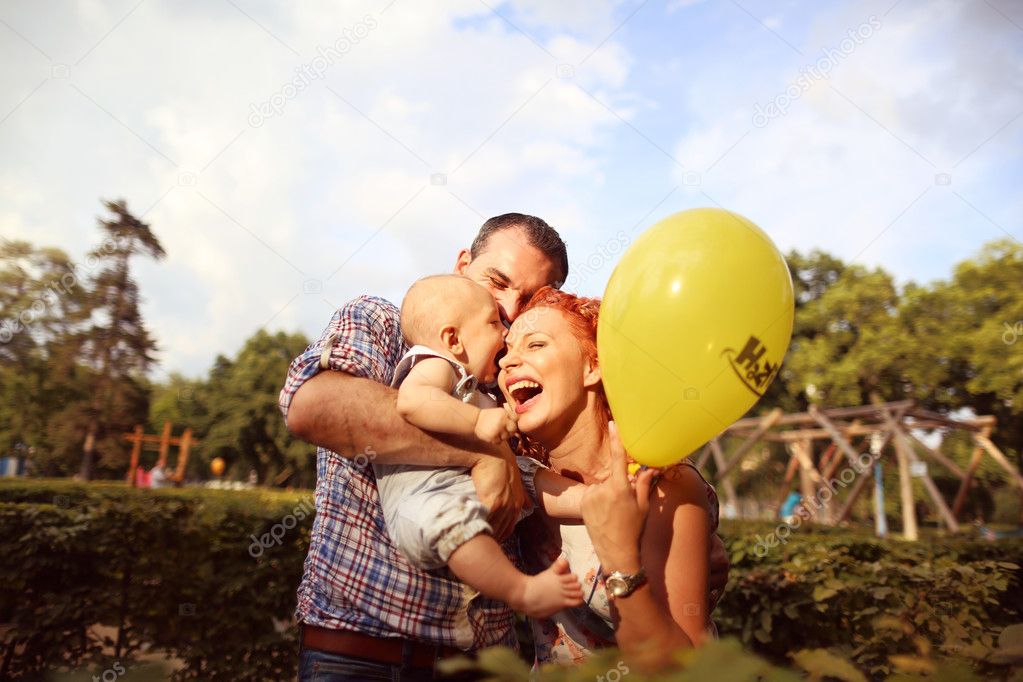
[604,567,647,599]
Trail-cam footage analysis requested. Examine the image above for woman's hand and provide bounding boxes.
[580,421,657,574]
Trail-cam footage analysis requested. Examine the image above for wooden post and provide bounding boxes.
[836,467,873,523]
[952,426,990,520]
[906,432,966,479]
[791,439,826,522]
[709,439,739,517]
[836,429,894,523]
[715,408,783,479]
[893,428,918,540]
[157,420,172,468]
[865,396,917,540]
[817,443,838,475]
[873,462,888,537]
[126,425,143,487]
[174,429,192,483]
[694,443,712,469]
[772,454,800,515]
[889,421,959,532]
[810,405,874,470]
[973,432,1023,492]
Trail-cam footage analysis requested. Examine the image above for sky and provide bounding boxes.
[1,0,1021,380]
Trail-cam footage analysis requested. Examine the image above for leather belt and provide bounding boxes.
[300,624,462,669]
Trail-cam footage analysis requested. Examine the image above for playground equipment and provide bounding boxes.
[697,398,1023,540]
[122,421,200,486]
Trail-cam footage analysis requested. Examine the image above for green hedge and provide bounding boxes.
[718,520,1023,677]
[0,480,310,680]
[1,480,1021,680]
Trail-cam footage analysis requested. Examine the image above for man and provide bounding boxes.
[281,213,728,680]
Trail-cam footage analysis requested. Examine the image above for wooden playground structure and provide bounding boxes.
[122,421,200,486]
[696,398,1023,539]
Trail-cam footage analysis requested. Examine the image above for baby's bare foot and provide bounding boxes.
[515,556,584,618]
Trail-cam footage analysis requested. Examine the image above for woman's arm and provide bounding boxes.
[580,437,689,666]
[638,467,712,646]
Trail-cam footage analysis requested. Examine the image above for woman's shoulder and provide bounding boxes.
[649,462,717,525]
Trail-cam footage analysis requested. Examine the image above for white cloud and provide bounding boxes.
[671,0,1022,281]
[1,0,1018,382]
[0,0,636,377]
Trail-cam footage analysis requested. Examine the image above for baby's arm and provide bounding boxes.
[534,469,587,518]
[396,357,514,442]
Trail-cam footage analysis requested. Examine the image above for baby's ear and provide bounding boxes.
[440,325,463,355]
[583,358,601,388]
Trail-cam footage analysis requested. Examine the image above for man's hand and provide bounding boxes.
[471,453,526,541]
[473,406,518,444]
[707,533,729,610]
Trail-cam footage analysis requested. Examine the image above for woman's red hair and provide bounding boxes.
[511,286,612,464]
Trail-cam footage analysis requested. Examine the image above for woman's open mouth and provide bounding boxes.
[507,379,544,414]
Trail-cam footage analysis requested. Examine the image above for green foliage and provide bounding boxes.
[0,479,310,680]
[0,202,165,480]
[750,242,1023,522]
[718,519,1023,678]
[199,330,313,486]
[2,481,1021,680]
[74,199,166,480]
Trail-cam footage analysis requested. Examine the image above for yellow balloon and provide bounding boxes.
[210,457,225,477]
[598,208,794,467]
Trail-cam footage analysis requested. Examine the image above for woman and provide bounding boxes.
[498,287,720,669]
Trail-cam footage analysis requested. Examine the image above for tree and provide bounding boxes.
[760,250,850,414]
[76,200,165,479]
[0,241,89,470]
[199,330,313,486]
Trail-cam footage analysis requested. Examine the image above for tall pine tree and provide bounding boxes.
[77,200,165,479]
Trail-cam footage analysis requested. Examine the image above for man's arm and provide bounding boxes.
[280,295,528,537]
[289,370,494,467]
[288,371,524,539]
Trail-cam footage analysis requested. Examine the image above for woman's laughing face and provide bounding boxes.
[498,306,600,442]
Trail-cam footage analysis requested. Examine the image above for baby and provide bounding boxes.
[373,274,585,618]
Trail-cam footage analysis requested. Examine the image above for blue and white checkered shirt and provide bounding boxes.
[279,295,518,650]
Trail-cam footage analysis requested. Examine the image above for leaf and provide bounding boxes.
[812,586,838,602]
[791,648,867,682]
[888,654,937,674]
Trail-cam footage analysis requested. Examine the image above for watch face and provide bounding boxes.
[606,576,626,597]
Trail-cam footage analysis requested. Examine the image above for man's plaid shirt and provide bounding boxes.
[279,295,518,650]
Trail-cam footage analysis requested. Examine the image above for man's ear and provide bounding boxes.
[583,358,601,388]
[453,248,472,275]
[440,325,464,356]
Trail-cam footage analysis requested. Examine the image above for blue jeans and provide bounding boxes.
[298,647,440,682]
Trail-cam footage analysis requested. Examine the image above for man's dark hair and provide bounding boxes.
[470,213,569,287]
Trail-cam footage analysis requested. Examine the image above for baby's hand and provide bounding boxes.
[474,406,518,444]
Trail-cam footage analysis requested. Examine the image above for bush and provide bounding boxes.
[1,480,1021,680]
[718,520,1022,677]
[0,479,310,680]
